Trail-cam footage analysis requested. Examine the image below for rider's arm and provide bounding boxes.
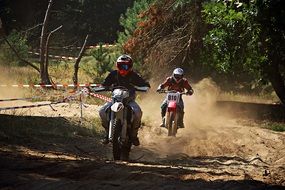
[183,79,194,95]
[132,72,151,87]
[101,70,116,87]
[157,77,171,92]
[160,77,172,89]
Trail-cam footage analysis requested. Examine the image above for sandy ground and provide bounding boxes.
[0,79,284,189]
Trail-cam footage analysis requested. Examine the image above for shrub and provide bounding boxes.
[0,30,29,66]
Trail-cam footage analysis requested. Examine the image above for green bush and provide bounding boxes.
[263,123,285,132]
[81,44,120,83]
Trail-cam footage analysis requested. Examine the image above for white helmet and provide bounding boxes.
[173,68,184,82]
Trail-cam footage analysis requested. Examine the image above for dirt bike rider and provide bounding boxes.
[156,68,194,128]
[98,54,150,146]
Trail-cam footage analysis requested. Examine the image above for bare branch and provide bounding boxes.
[73,35,89,89]
[21,23,43,35]
[39,0,54,85]
[44,25,63,66]
[166,35,192,65]
[4,38,40,73]
[40,0,53,66]
[181,35,192,64]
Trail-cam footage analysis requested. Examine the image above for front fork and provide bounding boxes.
[108,109,128,143]
[108,111,114,141]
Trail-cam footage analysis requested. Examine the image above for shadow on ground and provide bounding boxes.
[0,112,284,190]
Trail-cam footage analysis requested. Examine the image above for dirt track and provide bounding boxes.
[0,101,284,190]
[0,79,284,189]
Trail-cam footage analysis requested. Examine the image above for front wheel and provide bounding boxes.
[165,111,178,136]
[112,119,131,161]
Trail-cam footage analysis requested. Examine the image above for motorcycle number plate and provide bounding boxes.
[167,93,180,102]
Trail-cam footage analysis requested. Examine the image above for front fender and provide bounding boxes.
[111,102,124,112]
[167,101,177,112]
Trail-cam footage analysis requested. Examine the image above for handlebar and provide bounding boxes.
[157,89,189,95]
[91,86,149,93]
[134,86,149,92]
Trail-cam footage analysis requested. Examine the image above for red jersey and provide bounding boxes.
[160,77,193,92]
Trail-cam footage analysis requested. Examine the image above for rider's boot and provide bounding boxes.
[130,127,140,146]
[159,117,166,128]
[99,107,110,145]
[101,126,109,145]
[102,134,109,145]
[159,109,166,128]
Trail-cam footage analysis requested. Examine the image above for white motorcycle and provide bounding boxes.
[93,86,148,160]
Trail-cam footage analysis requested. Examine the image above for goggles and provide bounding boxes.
[118,63,131,71]
[174,74,183,80]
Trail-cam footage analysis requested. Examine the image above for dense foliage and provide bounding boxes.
[202,0,285,103]
[118,0,285,104]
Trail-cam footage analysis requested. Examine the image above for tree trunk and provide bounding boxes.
[39,0,53,85]
[0,17,5,37]
[266,53,285,105]
[73,35,89,90]
[259,28,285,105]
[44,25,63,86]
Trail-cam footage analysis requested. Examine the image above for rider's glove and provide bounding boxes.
[186,89,194,95]
[156,85,163,93]
[156,87,162,92]
[82,87,91,96]
[82,87,90,93]
[146,82,151,88]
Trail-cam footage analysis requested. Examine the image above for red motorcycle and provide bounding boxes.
[158,90,188,136]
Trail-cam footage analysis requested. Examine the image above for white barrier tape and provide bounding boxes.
[0,84,99,88]
[88,92,112,102]
[28,51,77,60]
[84,44,115,49]
[40,44,116,50]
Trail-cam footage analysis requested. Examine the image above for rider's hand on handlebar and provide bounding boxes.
[186,89,194,96]
[82,87,90,93]
[156,87,163,93]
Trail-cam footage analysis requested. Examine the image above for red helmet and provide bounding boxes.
[116,54,133,76]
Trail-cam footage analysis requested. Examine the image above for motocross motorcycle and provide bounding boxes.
[92,86,148,161]
[158,90,188,137]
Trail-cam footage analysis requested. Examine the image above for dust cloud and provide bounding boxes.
[0,66,26,99]
[136,78,249,160]
[0,66,28,110]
